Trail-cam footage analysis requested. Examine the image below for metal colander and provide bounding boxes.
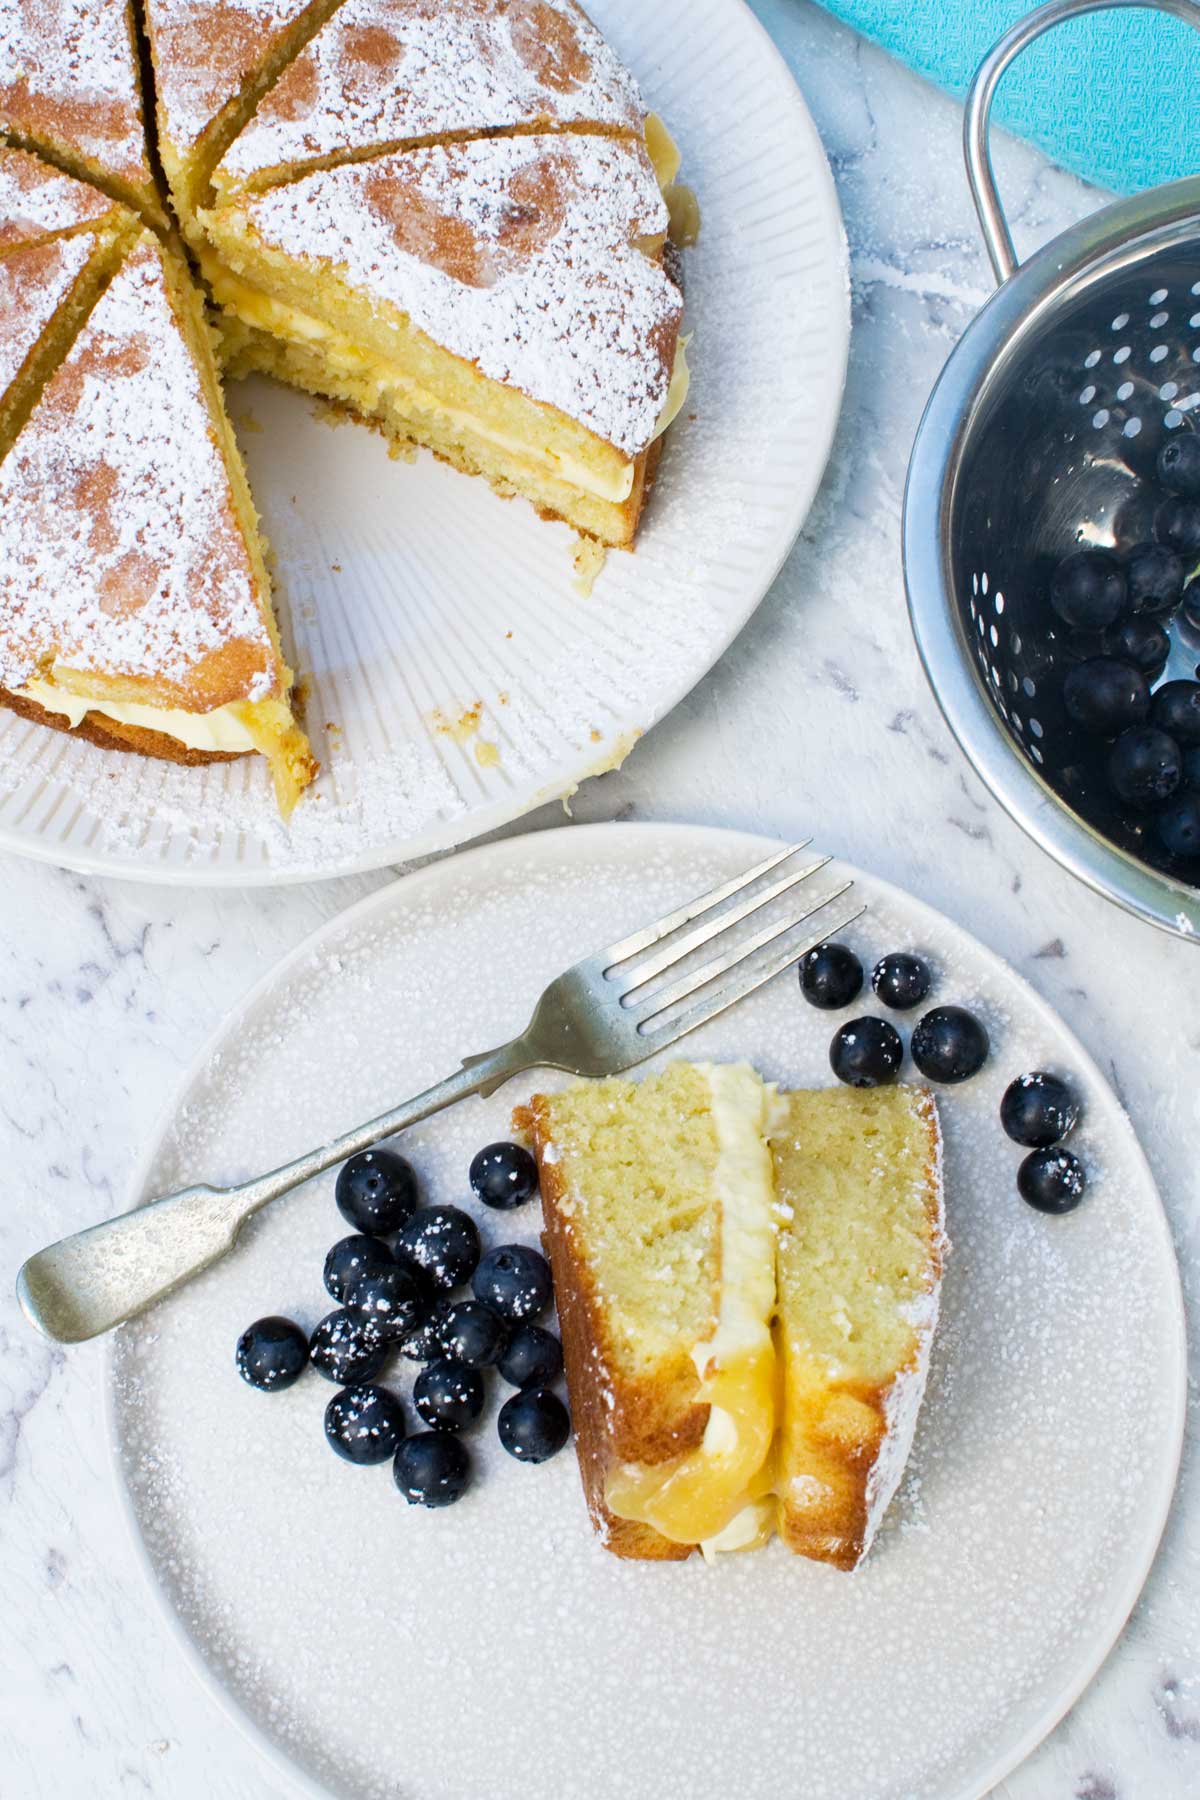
[904,0,1200,940]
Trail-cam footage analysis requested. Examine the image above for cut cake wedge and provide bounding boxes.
[0,229,316,814]
[0,0,160,219]
[209,0,645,201]
[200,130,686,544]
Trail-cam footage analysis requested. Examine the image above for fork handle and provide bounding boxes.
[16,1036,532,1344]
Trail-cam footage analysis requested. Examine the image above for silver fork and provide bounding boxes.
[17,843,861,1344]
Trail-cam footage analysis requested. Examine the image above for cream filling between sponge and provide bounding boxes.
[14,672,259,752]
[604,1061,778,1546]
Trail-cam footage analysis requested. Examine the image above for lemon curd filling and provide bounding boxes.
[15,672,260,751]
[604,1063,778,1546]
[209,266,690,507]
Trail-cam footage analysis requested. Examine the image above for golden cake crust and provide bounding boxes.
[515,1096,698,1561]
[0,684,245,764]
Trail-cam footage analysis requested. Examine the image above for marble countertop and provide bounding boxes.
[2,3,1198,1795]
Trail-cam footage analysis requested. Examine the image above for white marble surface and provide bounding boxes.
[2,3,1198,1796]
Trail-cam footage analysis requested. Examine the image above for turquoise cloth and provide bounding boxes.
[813,0,1200,195]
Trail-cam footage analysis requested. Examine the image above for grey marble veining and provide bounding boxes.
[2,3,1198,1795]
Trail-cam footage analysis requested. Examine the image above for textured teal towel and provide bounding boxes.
[814,0,1200,195]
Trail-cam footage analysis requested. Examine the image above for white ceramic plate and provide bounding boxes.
[0,0,848,885]
[109,822,1185,1800]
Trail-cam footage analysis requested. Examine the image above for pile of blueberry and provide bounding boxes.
[1051,434,1200,860]
[234,1141,570,1508]
[799,942,989,1089]
[1000,1072,1087,1214]
[800,940,1090,1214]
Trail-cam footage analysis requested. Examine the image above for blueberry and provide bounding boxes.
[335,1147,418,1236]
[1157,431,1200,498]
[395,1205,480,1293]
[828,1016,904,1088]
[469,1142,538,1210]
[1157,790,1200,858]
[1062,658,1149,735]
[1183,744,1200,786]
[1125,542,1185,615]
[393,1431,471,1507]
[413,1357,485,1432]
[323,1234,395,1304]
[345,1264,427,1340]
[397,1303,449,1364]
[798,941,863,1010]
[1182,577,1200,631]
[308,1309,388,1385]
[870,952,931,1011]
[497,1323,564,1389]
[473,1244,554,1320]
[324,1384,405,1465]
[1000,1072,1080,1148]
[910,1005,989,1084]
[235,1316,309,1392]
[1018,1147,1088,1214]
[1103,615,1171,679]
[497,1388,571,1463]
[1107,727,1182,807]
[1150,679,1200,746]
[1049,549,1126,630]
[1154,497,1200,557]
[436,1299,507,1367]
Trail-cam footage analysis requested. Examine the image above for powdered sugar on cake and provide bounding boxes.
[0,145,113,248]
[0,0,150,189]
[217,0,643,187]
[233,132,679,455]
[0,233,93,398]
[0,237,275,700]
[144,0,321,158]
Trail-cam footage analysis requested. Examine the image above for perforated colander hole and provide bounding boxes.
[1166,409,1184,427]
[1192,281,1200,296]
[1150,311,1169,329]
[1008,670,1019,692]
[1030,744,1045,765]
[1030,717,1044,739]
[971,571,979,595]
[977,613,985,636]
[1112,312,1130,330]
[1117,381,1134,401]
[1114,345,1131,364]
[1080,384,1097,404]
[1150,345,1169,363]
[1093,409,1111,428]
[1124,418,1143,437]
[994,592,1005,614]
[991,664,1002,688]
[1084,348,1102,368]
[990,624,999,646]
[981,572,989,594]
[1190,313,1200,328]
[1023,676,1036,698]
[1011,632,1022,656]
[1011,713,1024,733]
[1161,381,1179,400]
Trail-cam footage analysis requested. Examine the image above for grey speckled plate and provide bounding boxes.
[109,823,1186,1800]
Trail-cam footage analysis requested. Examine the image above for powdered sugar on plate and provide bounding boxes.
[110,827,1185,1800]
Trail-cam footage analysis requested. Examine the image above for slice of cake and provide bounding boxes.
[143,0,345,224]
[0,229,316,815]
[0,0,159,219]
[0,152,135,456]
[0,145,124,250]
[209,0,645,201]
[770,1085,945,1570]
[517,1063,778,1559]
[200,130,686,544]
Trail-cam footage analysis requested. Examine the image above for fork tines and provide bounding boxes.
[603,843,864,1042]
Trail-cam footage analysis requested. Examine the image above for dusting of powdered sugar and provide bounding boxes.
[108,839,1183,1800]
[232,131,678,454]
[0,236,274,698]
[218,0,642,186]
[144,0,320,157]
[0,0,149,188]
[0,233,93,397]
[0,144,113,247]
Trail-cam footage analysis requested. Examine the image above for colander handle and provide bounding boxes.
[965,0,1200,282]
